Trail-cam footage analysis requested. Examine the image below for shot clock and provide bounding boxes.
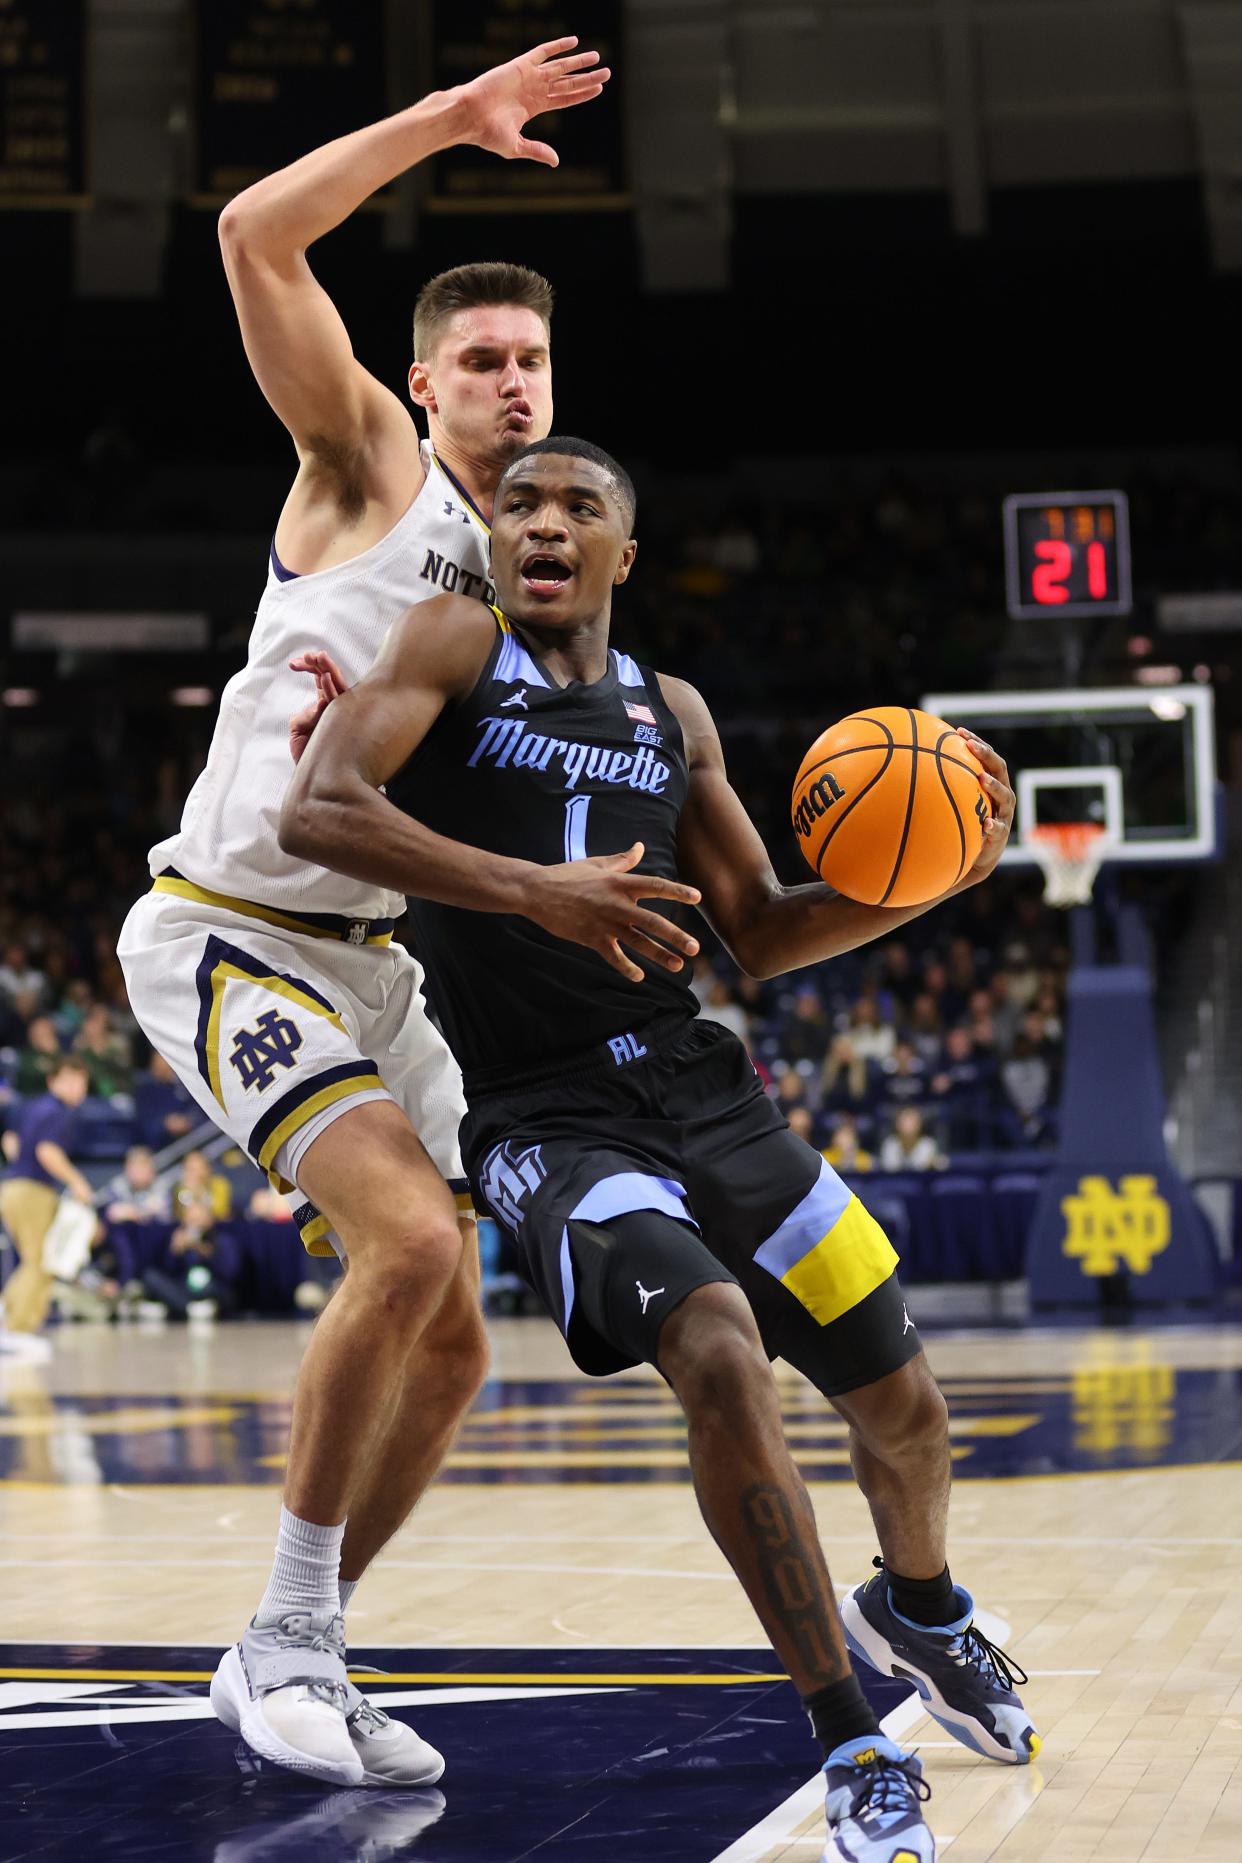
[1003,490,1131,620]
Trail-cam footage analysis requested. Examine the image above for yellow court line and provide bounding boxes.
[0,1407,244,1438]
[257,1447,974,1471]
[0,1667,782,1687]
[461,1417,1039,1443]
[5,1460,1241,1492]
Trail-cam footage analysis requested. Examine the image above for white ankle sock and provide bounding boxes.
[256,1505,345,1622]
[338,1578,359,1613]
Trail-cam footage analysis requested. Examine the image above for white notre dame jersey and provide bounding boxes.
[149,439,493,920]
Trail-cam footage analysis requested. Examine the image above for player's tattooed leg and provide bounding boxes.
[739,1481,852,1688]
[658,1284,854,1696]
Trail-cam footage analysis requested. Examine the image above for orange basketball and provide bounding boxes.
[791,706,989,906]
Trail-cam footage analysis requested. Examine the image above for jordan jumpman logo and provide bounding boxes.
[636,1280,665,1314]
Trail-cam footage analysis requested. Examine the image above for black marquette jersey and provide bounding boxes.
[389,612,696,1088]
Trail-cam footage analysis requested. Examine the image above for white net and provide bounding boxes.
[1025,823,1110,907]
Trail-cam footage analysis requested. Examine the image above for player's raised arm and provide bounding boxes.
[219,38,609,468]
[280,606,701,981]
[664,677,1014,981]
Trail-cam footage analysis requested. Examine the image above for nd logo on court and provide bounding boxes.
[1060,1174,1172,1277]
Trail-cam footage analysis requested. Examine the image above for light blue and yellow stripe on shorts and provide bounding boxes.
[754,1160,898,1325]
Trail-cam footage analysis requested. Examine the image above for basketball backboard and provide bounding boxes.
[919,685,1218,868]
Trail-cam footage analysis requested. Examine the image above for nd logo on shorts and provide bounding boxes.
[192,934,384,1193]
[193,935,346,1109]
[229,1009,303,1093]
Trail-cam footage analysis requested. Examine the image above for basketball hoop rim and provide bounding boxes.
[1022,821,1113,906]
[1025,821,1110,851]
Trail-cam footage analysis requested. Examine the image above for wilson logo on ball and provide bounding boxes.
[793,771,845,839]
[791,706,989,906]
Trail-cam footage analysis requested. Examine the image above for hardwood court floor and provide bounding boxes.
[3,1316,1241,1860]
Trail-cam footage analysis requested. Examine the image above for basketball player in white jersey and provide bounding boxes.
[118,37,697,1791]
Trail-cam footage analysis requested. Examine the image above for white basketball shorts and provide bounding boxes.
[117,882,469,1259]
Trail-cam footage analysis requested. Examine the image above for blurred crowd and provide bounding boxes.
[692,874,1067,1177]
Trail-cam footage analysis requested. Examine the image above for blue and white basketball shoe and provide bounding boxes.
[841,1561,1040,1766]
[821,1733,935,1862]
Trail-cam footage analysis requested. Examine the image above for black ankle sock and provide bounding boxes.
[804,1674,880,1760]
[885,1562,958,1628]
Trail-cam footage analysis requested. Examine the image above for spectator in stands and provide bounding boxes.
[877,941,919,1017]
[172,1149,232,1223]
[15,1016,64,1097]
[139,1197,239,1321]
[819,1033,872,1114]
[1033,981,1064,1045]
[0,942,46,1019]
[988,970,1024,1055]
[135,1051,196,1149]
[54,979,94,1043]
[925,955,970,1027]
[905,991,944,1067]
[1002,942,1041,1010]
[0,1056,93,1336]
[846,994,895,1065]
[73,1003,133,1099]
[945,935,978,1008]
[1001,1033,1052,1139]
[821,1113,873,1173]
[772,1068,814,1129]
[881,1037,927,1106]
[105,1145,170,1223]
[779,984,831,1066]
[54,1227,136,1324]
[929,1025,995,1149]
[785,1105,816,1146]
[880,1105,946,1172]
[966,991,998,1059]
[699,974,751,1047]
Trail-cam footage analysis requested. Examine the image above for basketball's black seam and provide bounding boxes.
[796,742,979,786]
[879,708,921,905]
[812,720,896,879]
[933,728,968,887]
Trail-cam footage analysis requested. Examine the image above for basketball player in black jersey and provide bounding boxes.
[281,441,1036,1863]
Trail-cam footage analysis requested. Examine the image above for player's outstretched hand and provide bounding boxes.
[288,649,349,765]
[956,729,1015,886]
[455,38,611,168]
[528,842,701,984]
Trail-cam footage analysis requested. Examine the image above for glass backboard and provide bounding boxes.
[920,685,1218,867]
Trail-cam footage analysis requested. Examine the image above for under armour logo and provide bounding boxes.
[636,1280,665,1314]
[229,1009,303,1092]
[443,499,471,526]
[902,1305,914,1335]
[500,687,528,710]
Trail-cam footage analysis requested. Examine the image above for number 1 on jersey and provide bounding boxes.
[563,794,591,862]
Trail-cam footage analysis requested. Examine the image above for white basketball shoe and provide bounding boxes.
[211,1612,445,1788]
[211,1610,361,1787]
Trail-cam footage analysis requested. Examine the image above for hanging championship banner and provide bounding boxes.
[430,0,625,212]
[191,0,389,207]
[0,0,88,208]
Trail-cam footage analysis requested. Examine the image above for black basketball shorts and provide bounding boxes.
[464,1016,922,1396]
